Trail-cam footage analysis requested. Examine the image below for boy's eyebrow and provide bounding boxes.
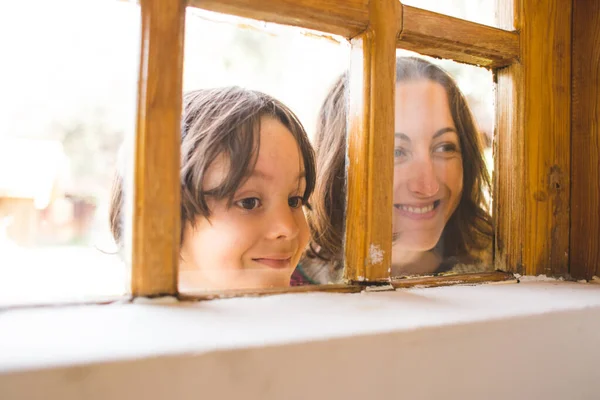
[395,127,457,141]
[249,169,306,181]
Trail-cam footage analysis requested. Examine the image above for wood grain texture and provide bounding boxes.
[494,0,571,276]
[179,284,362,301]
[494,0,522,273]
[189,0,519,68]
[391,272,516,289]
[494,64,524,273]
[132,0,185,296]
[343,0,399,283]
[187,0,368,39]
[571,0,600,280]
[398,5,519,68]
[181,273,515,300]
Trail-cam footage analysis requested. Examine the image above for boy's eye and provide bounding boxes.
[288,196,304,209]
[236,197,261,210]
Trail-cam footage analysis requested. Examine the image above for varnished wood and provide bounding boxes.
[494,64,524,273]
[179,284,362,301]
[132,0,185,296]
[520,0,571,277]
[181,273,516,300]
[187,0,368,39]
[398,5,519,69]
[187,0,520,70]
[391,272,517,289]
[494,0,523,273]
[344,0,399,283]
[494,0,571,277]
[571,0,600,280]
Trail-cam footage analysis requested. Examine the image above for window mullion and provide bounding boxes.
[344,0,399,283]
[187,0,369,39]
[132,0,186,296]
[399,5,519,69]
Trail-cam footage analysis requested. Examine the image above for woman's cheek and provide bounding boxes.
[434,158,462,189]
[451,158,464,195]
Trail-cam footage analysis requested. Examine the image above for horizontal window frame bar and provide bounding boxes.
[187,0,520,69]
[398,5,520,68]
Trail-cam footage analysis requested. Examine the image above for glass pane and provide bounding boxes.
[177,9,350,293]
[0,0,139,306]
[401,0,498,28]
[392,50,494,278]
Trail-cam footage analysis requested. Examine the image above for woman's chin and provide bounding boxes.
[393,236,440,253]
[393,226,443,252]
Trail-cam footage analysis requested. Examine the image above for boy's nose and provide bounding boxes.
[267,204,299,240]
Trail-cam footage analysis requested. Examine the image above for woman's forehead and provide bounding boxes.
[394,80,455,137]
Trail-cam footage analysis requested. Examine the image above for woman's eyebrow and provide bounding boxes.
[432,127,458,139]
[394,132,410,141]
[395,127,457,141]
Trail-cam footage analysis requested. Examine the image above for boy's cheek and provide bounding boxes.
[297,217,311,249]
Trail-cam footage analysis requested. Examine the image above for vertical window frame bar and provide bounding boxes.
[132,0,186,296]
[344,0,400,283]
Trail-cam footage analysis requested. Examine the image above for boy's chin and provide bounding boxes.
[217,269,292,291]
[178,269,291,292]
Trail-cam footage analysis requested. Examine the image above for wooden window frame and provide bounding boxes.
[130,0,575,300]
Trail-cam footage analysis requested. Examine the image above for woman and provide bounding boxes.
[300,57,493,283]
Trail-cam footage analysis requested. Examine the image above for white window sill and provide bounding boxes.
[1,280,600,399]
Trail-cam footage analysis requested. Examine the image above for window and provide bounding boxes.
[1,0,581,305]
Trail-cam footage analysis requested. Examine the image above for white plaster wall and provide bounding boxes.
[1,282,600,399]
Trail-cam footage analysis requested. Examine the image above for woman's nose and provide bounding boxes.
[406,157,440,197]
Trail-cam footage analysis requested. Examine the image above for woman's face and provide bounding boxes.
[392,79,463,255]
[179,116,310,291]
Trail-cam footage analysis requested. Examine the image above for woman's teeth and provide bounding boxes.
[398,204,435,214]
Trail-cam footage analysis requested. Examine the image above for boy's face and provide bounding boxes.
[179,116,310,291]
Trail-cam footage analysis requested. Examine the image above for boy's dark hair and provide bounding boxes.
[110,87,316,247]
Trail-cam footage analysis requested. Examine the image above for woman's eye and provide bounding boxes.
[288,196,304,209]
[236,197,261,210]
[394,148,407,159]
[435,143,459,154]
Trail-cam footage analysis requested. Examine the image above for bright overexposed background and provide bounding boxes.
[402,0,498,27]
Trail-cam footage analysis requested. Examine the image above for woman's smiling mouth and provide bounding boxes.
[394,199,441,219]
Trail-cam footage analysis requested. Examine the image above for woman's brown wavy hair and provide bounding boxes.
[305,57,493,275]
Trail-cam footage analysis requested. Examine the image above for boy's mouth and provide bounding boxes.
[252,256,293,269]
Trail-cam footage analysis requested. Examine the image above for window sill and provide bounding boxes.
[1,280,600,399]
